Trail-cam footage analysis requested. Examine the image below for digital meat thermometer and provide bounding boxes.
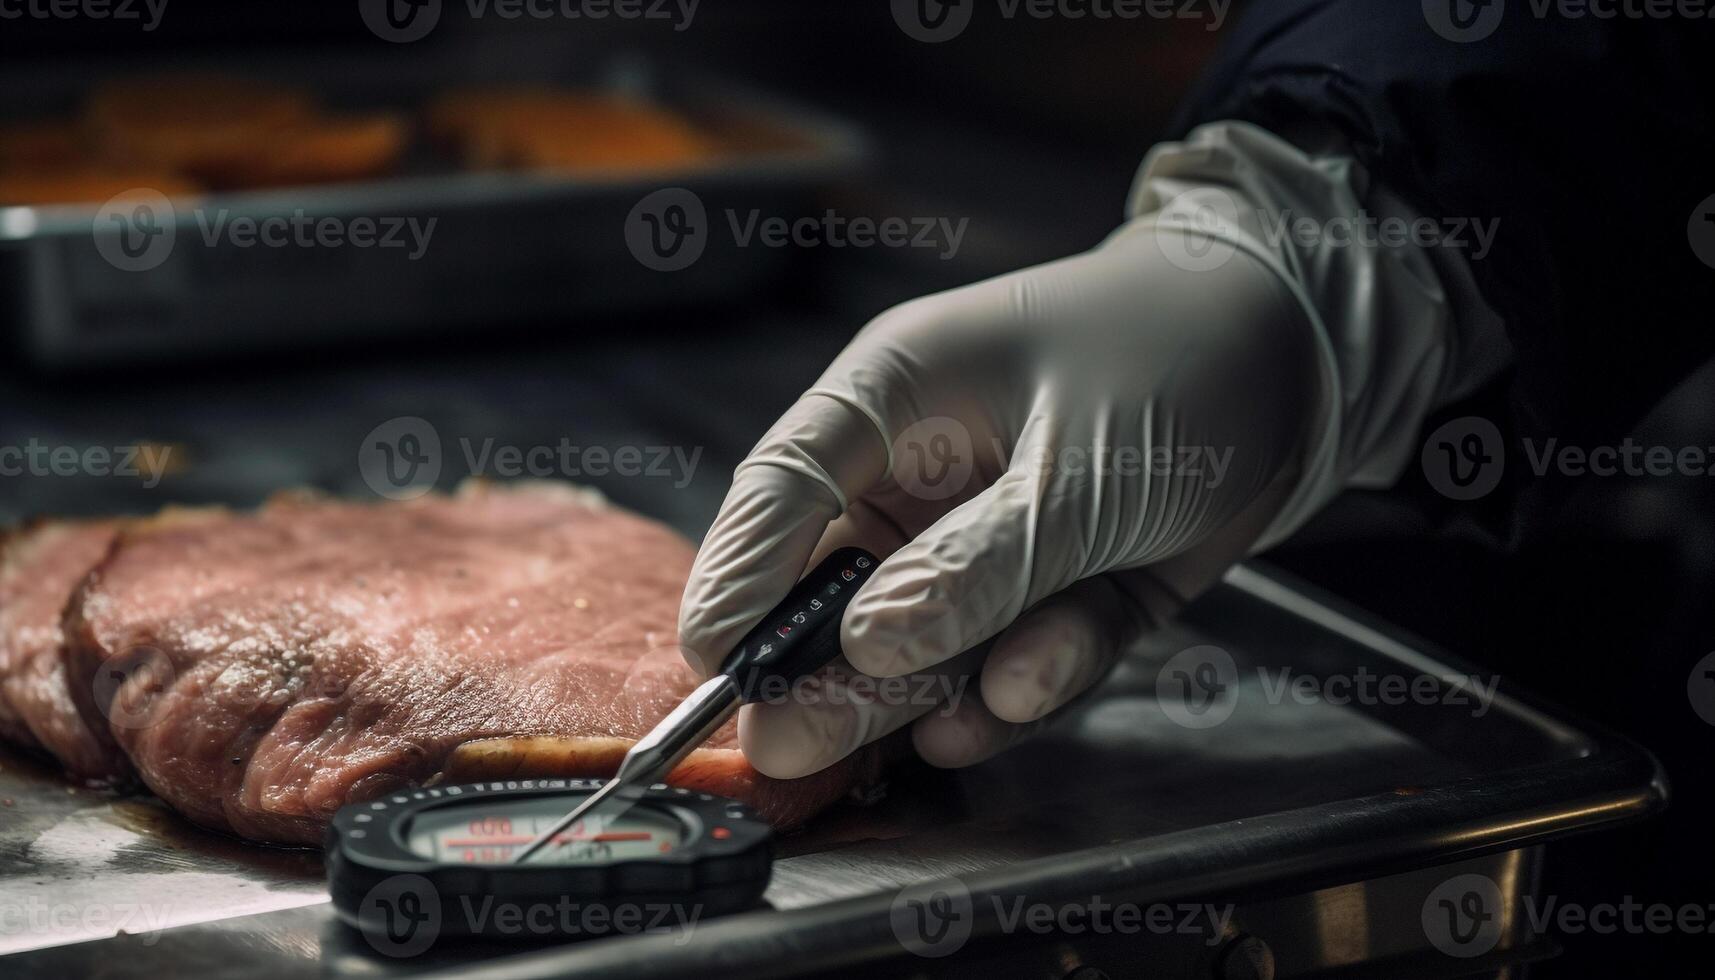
[327,547,878,945]
[328,780,774,944]
[509,546,879,865]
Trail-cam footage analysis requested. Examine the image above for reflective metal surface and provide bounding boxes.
[0,751,326,956]
[0,563,1664,976]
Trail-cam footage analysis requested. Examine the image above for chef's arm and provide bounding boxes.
[1172,0,1714,500]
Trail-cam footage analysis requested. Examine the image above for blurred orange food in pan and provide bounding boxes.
[0,168,201,208]
[193,114,409,188]
[427,87,713,174]
[0,120,85,170]
[85,73,406,189]
[0,73,406,205]
[0,75,717,206]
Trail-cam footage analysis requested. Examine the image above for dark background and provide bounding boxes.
[2,2,1712,975]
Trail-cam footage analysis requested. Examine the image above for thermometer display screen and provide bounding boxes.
[405,796,686,865]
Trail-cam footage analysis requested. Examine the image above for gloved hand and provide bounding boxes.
[678,214,1330,779]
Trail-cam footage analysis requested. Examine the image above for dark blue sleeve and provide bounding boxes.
[1173,0,1715,455]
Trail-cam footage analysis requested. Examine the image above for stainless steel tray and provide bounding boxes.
[0,561,1665,977]
[0,48,867,367]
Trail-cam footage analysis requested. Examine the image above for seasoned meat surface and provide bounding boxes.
[56,484,875,844]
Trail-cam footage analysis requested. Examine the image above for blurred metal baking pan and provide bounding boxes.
[0,52,867,368]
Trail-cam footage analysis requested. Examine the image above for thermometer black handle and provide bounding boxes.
[719,547,879,703]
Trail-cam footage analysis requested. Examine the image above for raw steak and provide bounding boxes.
[61,483,880,845]
[0,519,130,780]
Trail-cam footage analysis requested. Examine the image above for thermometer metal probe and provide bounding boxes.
[512,547,878,864]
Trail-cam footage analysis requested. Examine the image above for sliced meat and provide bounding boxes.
[0,519,131,780]
[63,483,879,845]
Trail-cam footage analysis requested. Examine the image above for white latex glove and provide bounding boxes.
[677,214,1333,779]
